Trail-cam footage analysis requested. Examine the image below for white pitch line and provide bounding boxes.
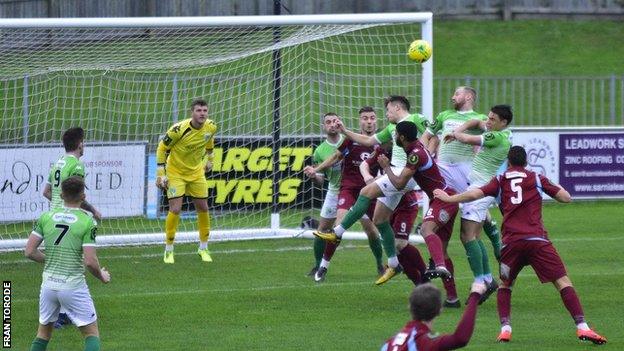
[3,235,623,265]
[11,270,624,304]
[0,244,370,265]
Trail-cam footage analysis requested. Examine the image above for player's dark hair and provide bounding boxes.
[384,95,410,112]
[190,99,208,110]
[409,284,442,321]
[358,106,375,115]
[508,145,527,167]
[490,104,513,125]
[396,121,418,142]
[323,112,338,119]
[62,127,84,152]
[61,176,85,202]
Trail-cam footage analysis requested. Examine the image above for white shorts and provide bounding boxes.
[39,285,97,327]
[461,186,495,223]
[320,191,338,219]
[437,161,471,193]
[375,171,417,211]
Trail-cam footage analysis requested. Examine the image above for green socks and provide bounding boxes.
[30,338,48,351]
[463,239,484,278]
[483,219,502,260]
[29,334,99,350]
[368,236,384,267]
[375,221,397,258]
[477,239,492,275]
[85,336,100,351]
[313,236,325,268]
[338,196,371,231]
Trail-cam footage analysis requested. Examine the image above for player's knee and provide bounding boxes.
[460,230,475,243]
[395,239,408,251]
[499,280,513,289]
[78,321,99,338]
[37,323,54,340]
[168,205,182,214]
[360,186,374,198]
[554,276,572,291]
[419,222,435,237]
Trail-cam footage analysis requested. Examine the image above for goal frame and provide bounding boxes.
[0,13,432,250]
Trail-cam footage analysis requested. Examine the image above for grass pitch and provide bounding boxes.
[2,200,623,350]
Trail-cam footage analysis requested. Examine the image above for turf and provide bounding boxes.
[2,200,622,350]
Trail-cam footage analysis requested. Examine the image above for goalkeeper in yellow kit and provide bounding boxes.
[156,99,217,264]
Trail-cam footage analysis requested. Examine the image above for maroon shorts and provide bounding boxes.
[423,197,458,242]
[390,201,418,240]
[499,239,567,284]
[338,188,375,219]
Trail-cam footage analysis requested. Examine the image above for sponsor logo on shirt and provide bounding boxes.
[52,213,78,223]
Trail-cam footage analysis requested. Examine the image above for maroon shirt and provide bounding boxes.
[338,139,375,190]
[381,293,480,351]
[403,140,453,198]
[479,166,562,245]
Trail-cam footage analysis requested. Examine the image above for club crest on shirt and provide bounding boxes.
[338,197,345,206]
[408,153,419,165]
[438,209,450,223]
[484,132,495,140]
[168,187,177,197]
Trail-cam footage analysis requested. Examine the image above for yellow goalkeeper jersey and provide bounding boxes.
[157,118,217,178]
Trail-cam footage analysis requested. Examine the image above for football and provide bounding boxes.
[408,39,432,63]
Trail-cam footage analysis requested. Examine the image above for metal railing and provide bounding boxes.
[435,75,624,126]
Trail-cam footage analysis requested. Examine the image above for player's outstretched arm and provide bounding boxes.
[359,159,376,185]
[455,119,486,134]
[314,150,343,173]
[337,121,378,147]
[84,246,110,283]
[433,188,484,203]
[81,201,102,221]
[420,130,439,156]
[435,281,486,350]
[24,234,45,263]
[553,185,572,203]
[303,166,325,186]
[379,154,413,190]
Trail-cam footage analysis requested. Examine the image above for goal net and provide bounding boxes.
[0,13,432,250]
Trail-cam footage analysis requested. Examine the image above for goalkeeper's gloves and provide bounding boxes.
[156,165,168,190]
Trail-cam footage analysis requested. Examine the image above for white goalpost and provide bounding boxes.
[0,13,432,250]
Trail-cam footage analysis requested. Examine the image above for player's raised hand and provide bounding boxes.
[443,132,456,144]
[377,154,390,169]
[470,280,487,295]
[100,267,111,284]
[335,120,346,133]
[303,166,317,178]
[433,188,450,201]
